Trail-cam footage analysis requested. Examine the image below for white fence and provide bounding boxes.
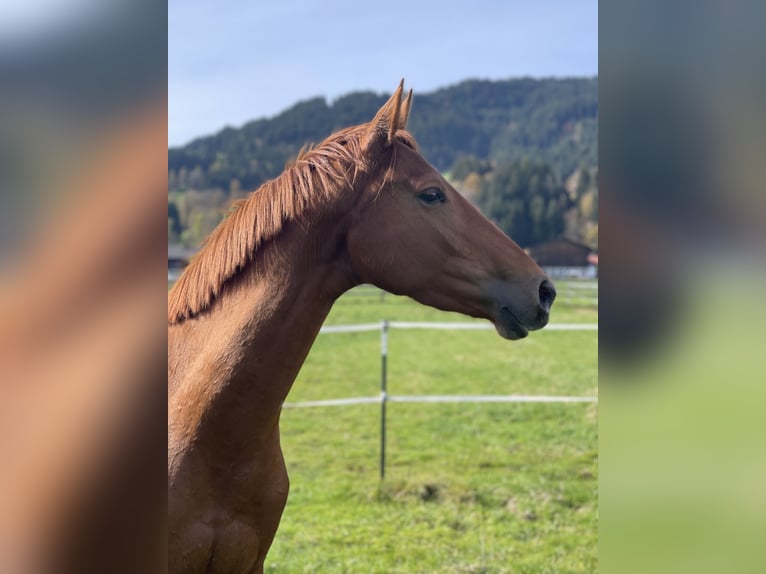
[283,320,598,478]
[285,394,597,409]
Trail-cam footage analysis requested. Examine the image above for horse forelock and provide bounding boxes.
[394,130,417,151]
[168,125,412,324]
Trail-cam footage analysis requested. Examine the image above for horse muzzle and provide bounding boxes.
[487,278,556,340]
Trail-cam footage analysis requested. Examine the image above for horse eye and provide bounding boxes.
[417,188,445,204]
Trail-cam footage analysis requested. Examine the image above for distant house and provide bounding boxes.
[526,238,598,279]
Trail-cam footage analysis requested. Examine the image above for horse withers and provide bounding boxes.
[168,81,555,573]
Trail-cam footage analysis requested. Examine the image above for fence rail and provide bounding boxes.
[285,320,597,478]
[284,394,597,408]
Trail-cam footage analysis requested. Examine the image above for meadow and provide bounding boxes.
[266,283,598,573]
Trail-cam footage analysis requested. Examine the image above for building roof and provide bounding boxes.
[526,237,597,267]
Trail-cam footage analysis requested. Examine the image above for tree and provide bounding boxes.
[476,159,570,247]
[460,172,483,203]
[188,166,204,189]
[228,178,244,199]
[449,155,492,181]
[178,166,188,189]
[168,201,182,243]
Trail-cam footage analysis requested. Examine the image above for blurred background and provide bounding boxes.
[0,0,166,571]
[600,1,765,573]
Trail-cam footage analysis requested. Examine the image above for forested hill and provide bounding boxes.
[169,77,598,250]
[168,77,597,192]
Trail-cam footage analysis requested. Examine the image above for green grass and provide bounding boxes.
[267,288,597,573]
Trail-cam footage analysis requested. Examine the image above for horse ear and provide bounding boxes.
[363,80,405,152]
[399,89,413,131]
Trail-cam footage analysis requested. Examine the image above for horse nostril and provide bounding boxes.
[538,279,556,313]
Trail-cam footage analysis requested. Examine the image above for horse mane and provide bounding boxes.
[169,78,419,326]
[168,126,416,324]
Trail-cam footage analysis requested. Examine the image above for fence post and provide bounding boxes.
[380,319,389,480]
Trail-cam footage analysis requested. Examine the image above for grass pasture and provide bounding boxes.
[267,283,597,573]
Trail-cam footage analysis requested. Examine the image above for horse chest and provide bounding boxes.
[172,519,264,573]
[169,442,289,574]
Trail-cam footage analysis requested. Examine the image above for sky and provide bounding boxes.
[169,0,598,146]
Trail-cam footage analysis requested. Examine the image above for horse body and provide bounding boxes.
[168,82,555,573]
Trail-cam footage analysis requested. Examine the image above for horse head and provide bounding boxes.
[345,81,555,339]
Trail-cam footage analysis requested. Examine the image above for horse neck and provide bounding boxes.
[168,205,358,464]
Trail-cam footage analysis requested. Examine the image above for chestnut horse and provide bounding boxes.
[168,82,555,573]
